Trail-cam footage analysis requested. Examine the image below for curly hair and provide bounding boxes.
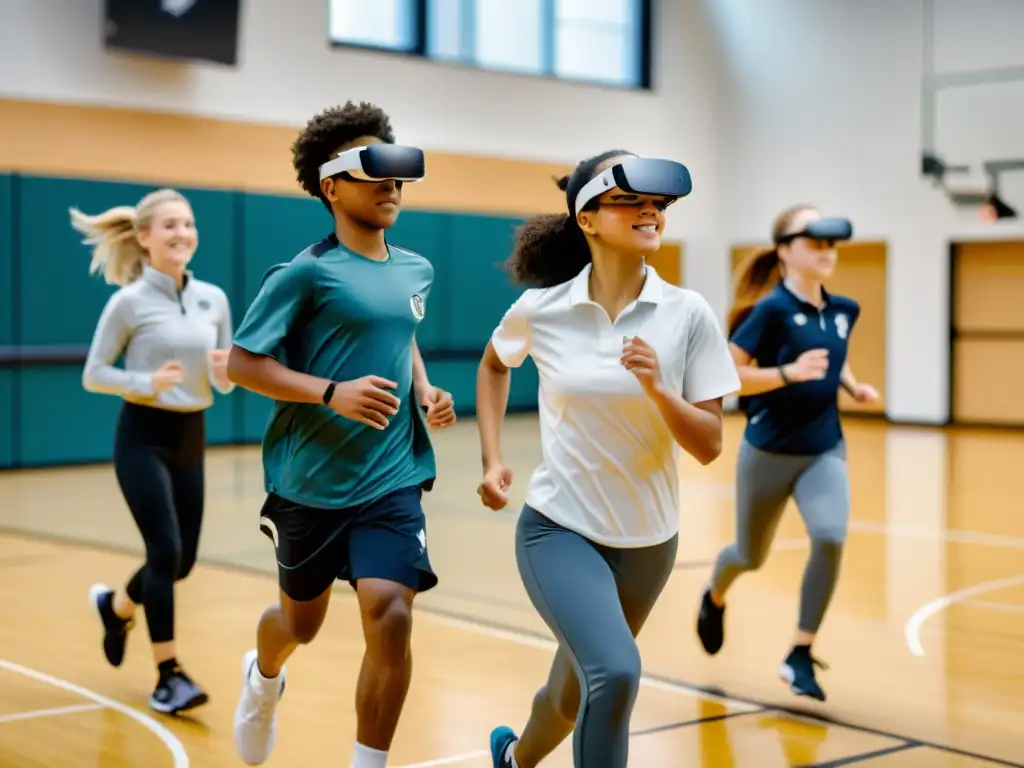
[292,101,395,209]
[505,149,633,288]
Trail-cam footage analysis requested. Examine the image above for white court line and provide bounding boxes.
[396,749,490,768]
[0,702,104,724]
[391,611,763,768]
[904,574,1024,657]
[0,659,189,768]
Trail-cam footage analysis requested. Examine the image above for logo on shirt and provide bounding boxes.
[793,313,808,326]
[835,313,849,339]
[410,294,425,320]
[197,299,211,311]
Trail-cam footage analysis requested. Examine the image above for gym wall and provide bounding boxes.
[0,1,714,469]
[0,99,683,468]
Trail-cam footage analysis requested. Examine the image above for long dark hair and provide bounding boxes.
[727,203,817,335]
[505,149,632,288]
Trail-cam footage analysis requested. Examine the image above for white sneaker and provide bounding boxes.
[233,649,286,765]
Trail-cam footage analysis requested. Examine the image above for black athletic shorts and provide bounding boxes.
[258,484,438,602]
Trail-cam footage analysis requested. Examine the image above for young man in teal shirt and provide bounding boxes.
[227,102,455,768]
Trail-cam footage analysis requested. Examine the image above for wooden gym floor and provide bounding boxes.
[0,414,1022,767]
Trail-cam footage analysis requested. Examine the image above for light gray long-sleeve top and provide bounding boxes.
[83,265,235,412]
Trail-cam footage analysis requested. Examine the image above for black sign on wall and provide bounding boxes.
[103,0,242,66]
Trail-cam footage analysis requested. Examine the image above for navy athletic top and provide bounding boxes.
[729,281,860,456]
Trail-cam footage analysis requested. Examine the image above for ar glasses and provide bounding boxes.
[774,217,854,246]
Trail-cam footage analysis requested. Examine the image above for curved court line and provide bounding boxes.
[904,574,1024,658]
[425,610,762,714]
[0,659,189,768]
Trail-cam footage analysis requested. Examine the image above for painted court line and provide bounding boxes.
[0,659,189,768]
[396,749,490,767]
[427,610,762,713]
[904,574,1024,657]
[392,610,766,768]
[0,702,104,724]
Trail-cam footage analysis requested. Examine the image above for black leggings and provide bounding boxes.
[113,402,206,644]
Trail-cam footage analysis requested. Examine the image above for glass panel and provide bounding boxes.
[329,0,416,51]
[474,0,543,74]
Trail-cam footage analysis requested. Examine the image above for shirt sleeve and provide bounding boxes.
[211,286,236,395]
[683,294,742,404]
[490,290,535,368]
[728,300,773,360]
[81,291,156,397]
[233,261,315,358]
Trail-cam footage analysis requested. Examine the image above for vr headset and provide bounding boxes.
[774,217,853,245]
[574,157,693,215]
[318,144,426,183]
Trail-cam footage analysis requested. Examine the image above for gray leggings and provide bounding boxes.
[514,505,678,768]
[711,439,850,634]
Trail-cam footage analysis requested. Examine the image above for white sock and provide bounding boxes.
[504,740,519,767]
[351,742,388,768]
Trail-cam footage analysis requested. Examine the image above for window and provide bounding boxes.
[554,0,643,86]
[329,0,418,53]
[329,0,651,89]
[473,0,544,75]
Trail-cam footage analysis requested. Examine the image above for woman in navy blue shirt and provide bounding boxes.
[696,204,878,702]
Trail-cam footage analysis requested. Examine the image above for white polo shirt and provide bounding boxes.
[491,263,740,548]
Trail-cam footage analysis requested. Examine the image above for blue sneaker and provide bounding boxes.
[779,645,829,701]
[490,726,519,768]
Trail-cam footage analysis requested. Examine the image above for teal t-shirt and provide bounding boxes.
[233,234,436,509]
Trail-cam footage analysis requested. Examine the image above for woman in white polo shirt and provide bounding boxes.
[476,150,741,768]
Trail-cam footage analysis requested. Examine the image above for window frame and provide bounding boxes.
[326,0,654,91]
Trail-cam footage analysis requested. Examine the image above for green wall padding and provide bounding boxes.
[4,174,537,469]
[0,175,11,468]
[0,174,12,347]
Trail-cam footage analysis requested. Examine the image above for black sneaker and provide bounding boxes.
[696,588,726,655]
[89,583,134,667]
[779,645,828,701]
[150,666,209,715]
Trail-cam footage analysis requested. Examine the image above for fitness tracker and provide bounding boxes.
[322,381,337,405]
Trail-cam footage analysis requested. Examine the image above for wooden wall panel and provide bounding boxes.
[729,241,888,414]
[952,241,1024,425]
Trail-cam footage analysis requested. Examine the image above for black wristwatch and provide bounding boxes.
[322,381,337,405]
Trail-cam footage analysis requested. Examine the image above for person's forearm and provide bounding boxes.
[649,385,723,465]
[839,362,858,396]
[737,364,790,396]
[476,358,511,468]
[227,345,328,404]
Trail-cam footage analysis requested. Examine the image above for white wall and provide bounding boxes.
[706,0,1024,425]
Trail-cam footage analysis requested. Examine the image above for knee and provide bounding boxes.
[360,586,413,663]
[147,541,182,580]
[734,545,769,573]
[589,647,641,709]
[810,527,846,553]
[175,552,197,581]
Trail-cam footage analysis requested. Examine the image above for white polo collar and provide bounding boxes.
[569,263,664,307]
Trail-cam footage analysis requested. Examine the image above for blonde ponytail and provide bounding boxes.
[69,188,189,287]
